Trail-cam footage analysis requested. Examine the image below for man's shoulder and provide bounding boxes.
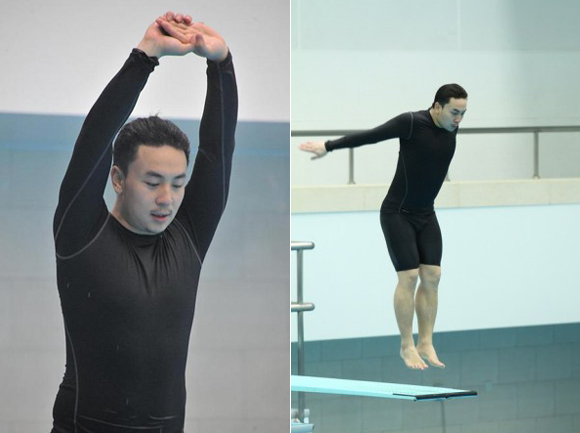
[410,109,431,120]
[391,110,429,122]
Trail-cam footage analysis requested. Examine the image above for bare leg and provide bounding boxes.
[416,264,445,368]
[394,269,427,370]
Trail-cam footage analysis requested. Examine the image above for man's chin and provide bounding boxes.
[145,225,168,235]
[147,217,175,234]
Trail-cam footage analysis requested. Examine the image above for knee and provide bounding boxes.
[419,266,441,288]
[398,268,419,289]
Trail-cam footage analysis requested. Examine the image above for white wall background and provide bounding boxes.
[0,0,289,122]
[291,203,580,342]
[291,0,580,185]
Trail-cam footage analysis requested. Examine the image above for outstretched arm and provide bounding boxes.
[325,114,412,151]
[171,19,237,261]
[298,113,413,161]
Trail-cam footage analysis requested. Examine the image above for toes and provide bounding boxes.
[425,356,445,368]
[432,360,445,369]
[401,349,429,370]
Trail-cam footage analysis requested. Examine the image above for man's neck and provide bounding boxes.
[428,108,442,128]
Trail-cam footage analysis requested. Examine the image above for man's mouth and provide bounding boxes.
[151,212,171,223]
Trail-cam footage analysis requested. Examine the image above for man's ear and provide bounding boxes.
[111,165,125,195]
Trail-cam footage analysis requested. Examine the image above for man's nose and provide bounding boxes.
[156,184,172,206]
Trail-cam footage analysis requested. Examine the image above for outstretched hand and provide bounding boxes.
[137,11,228,61]
[298,141,328,160]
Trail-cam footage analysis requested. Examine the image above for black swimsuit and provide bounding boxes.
[51,49,237,433]
[325,110,456,271]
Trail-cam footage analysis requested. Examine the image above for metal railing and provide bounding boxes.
[291,240,315,423]
[292,125,580,184]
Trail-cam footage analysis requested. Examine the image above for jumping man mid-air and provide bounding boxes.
[299,84,467,370]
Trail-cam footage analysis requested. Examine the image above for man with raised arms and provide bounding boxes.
[51,11,237,432]
[299,85,467,370]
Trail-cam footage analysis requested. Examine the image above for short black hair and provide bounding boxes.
[113,116,190,175]
[431,84,468,109]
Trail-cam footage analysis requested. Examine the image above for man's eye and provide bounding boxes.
[145,182,159,187]
[173,184,184,189]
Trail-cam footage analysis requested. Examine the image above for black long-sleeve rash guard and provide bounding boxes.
[325,110,456,214]
[51,49,237,433]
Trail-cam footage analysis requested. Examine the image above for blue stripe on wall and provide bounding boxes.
[0,112,289,157]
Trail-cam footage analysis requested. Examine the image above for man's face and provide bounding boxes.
[433,98,467,132]
[112,145,187,235]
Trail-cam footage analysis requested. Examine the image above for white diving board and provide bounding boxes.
[292,375,477,402]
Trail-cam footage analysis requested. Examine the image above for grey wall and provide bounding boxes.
[0,114,289,432]
[292,323,580,433]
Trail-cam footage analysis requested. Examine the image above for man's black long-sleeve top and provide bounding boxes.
[325,110,456,214]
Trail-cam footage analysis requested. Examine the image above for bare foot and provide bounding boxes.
[400,346,428,370]
[417,343,445,368]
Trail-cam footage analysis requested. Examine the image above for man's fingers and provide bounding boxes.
[158,20,190,44]
[174,13,184,23]
[165,11,175,20]
[155,17,168,32]
[299,142,326,160]
[160,16,193,32]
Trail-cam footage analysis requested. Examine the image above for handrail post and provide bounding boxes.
[348,148,355,185]
[296,248,306,422]
[533,131,540,179]
[291,241,314,423]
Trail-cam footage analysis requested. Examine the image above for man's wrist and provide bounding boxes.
[136,40,162,58]
[207,48,230,64]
